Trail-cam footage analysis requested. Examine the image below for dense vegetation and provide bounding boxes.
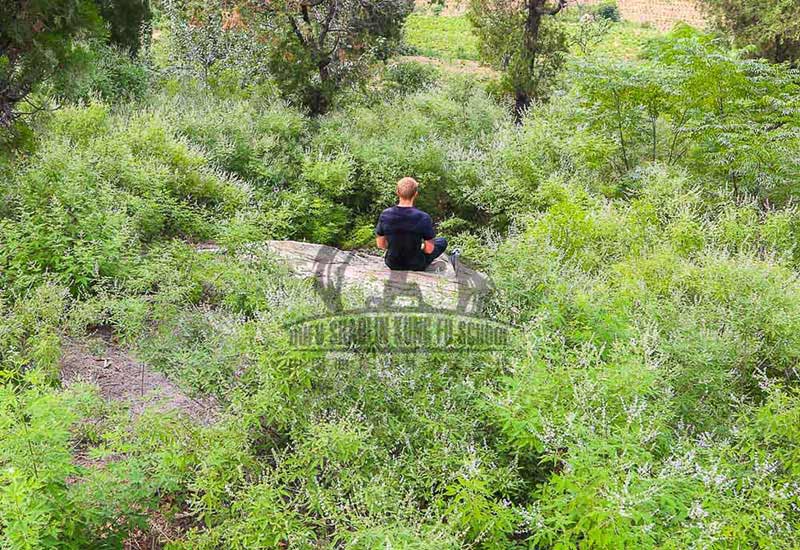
[699,0,800,65]
[2,2,800,549]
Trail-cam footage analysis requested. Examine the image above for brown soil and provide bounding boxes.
[123,506,196,550]
[60,330,218,426]
[60,331,216,548]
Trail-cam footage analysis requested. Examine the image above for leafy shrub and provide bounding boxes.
[156,91,309,186]
[593,0,621,22]
[51,43,151,103]
[3,24,800,550]
[573,26,800,203]
[0,285,66,384]
[0,139,140,294]
[384,61,441,94]
[311,80,507,231]
[0,101,250,295]
[0,383,157,549]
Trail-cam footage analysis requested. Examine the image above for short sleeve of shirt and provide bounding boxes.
[375,216,385,236]
[421,214,435,240]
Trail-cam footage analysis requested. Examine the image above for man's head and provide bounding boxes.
[396,177,419,203]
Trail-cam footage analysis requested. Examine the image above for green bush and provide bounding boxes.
[572,26,800,204]
[0,102,250,295]
[0,285,66,384]
[51,43,151,103]
[155,91,308,186]
[0,383,157,549]
[384,61,441,94]
[2,24,800,550]
[593,0,621,22]
[311,79,507,232]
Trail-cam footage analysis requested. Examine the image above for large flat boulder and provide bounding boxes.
[264,240,490,314]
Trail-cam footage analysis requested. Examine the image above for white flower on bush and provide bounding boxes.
[688,500,708,520]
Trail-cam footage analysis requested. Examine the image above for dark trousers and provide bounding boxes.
[385,237,448,271]
[423,237,448,268]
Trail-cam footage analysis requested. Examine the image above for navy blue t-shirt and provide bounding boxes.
[375,206,435,270]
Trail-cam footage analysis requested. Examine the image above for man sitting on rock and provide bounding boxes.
[375,177,448,271]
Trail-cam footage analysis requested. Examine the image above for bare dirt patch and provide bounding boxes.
[60,331,218,426]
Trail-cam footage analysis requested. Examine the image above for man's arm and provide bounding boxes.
[376,217,388,250]
[422,214,435,254]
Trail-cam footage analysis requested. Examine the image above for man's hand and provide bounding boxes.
[376,236,388,250]
[423,239,435,254]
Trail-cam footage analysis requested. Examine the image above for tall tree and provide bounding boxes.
[699,0,800,66]
[0,0,102,127]
[94,0,152,55]
[469,0,568,120]
[162,1,263,86]
[248,0,413,115]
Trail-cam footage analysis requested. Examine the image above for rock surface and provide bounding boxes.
[264,240,490,314]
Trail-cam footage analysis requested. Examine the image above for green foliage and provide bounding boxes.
[0,102,249,295]
[310,78,507,229]
[592,0,621,22]
[249,0,413,114]
[154,90,308,186]
[483,172,800,547]
[161,0,267,88]
[573,26,800,202]
[699,0,800,65]
[384,61,441,93]
[50,43,152,103]
[403,14,481,60]
[94,0,152,55]
[3,16,800,550]
[0,285,66,384]
[468,0,569,116]
[567,9,613,56]
[0,383,159,549]
[0,0,103,127]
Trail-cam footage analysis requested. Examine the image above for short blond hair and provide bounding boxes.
[396,177,419,200]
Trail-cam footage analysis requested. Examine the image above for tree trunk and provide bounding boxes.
[514,90,530,123]
[513,0,551,124]
[309,60,331,116]
[525,0,544,54]
[775,34,785,64]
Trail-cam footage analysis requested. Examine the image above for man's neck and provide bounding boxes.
[397,200,415,208]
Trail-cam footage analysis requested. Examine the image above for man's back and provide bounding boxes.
[375,206,434,270]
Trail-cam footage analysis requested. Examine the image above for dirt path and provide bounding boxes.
[60,332,218,426]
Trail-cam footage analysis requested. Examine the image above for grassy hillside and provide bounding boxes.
[1,8,799,550]
[404,14,481,60]
[404,13,658,63]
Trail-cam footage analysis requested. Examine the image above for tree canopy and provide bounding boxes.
[0,0,103,127]
[468,0,568,119]
[700,0,800,65]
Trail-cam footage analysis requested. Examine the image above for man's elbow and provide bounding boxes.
[376,237,388,250]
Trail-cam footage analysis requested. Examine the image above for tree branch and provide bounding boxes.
[287,15,307,46]
[319,0,338,48]
[535,0,566,16]
[301,4,312,26]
